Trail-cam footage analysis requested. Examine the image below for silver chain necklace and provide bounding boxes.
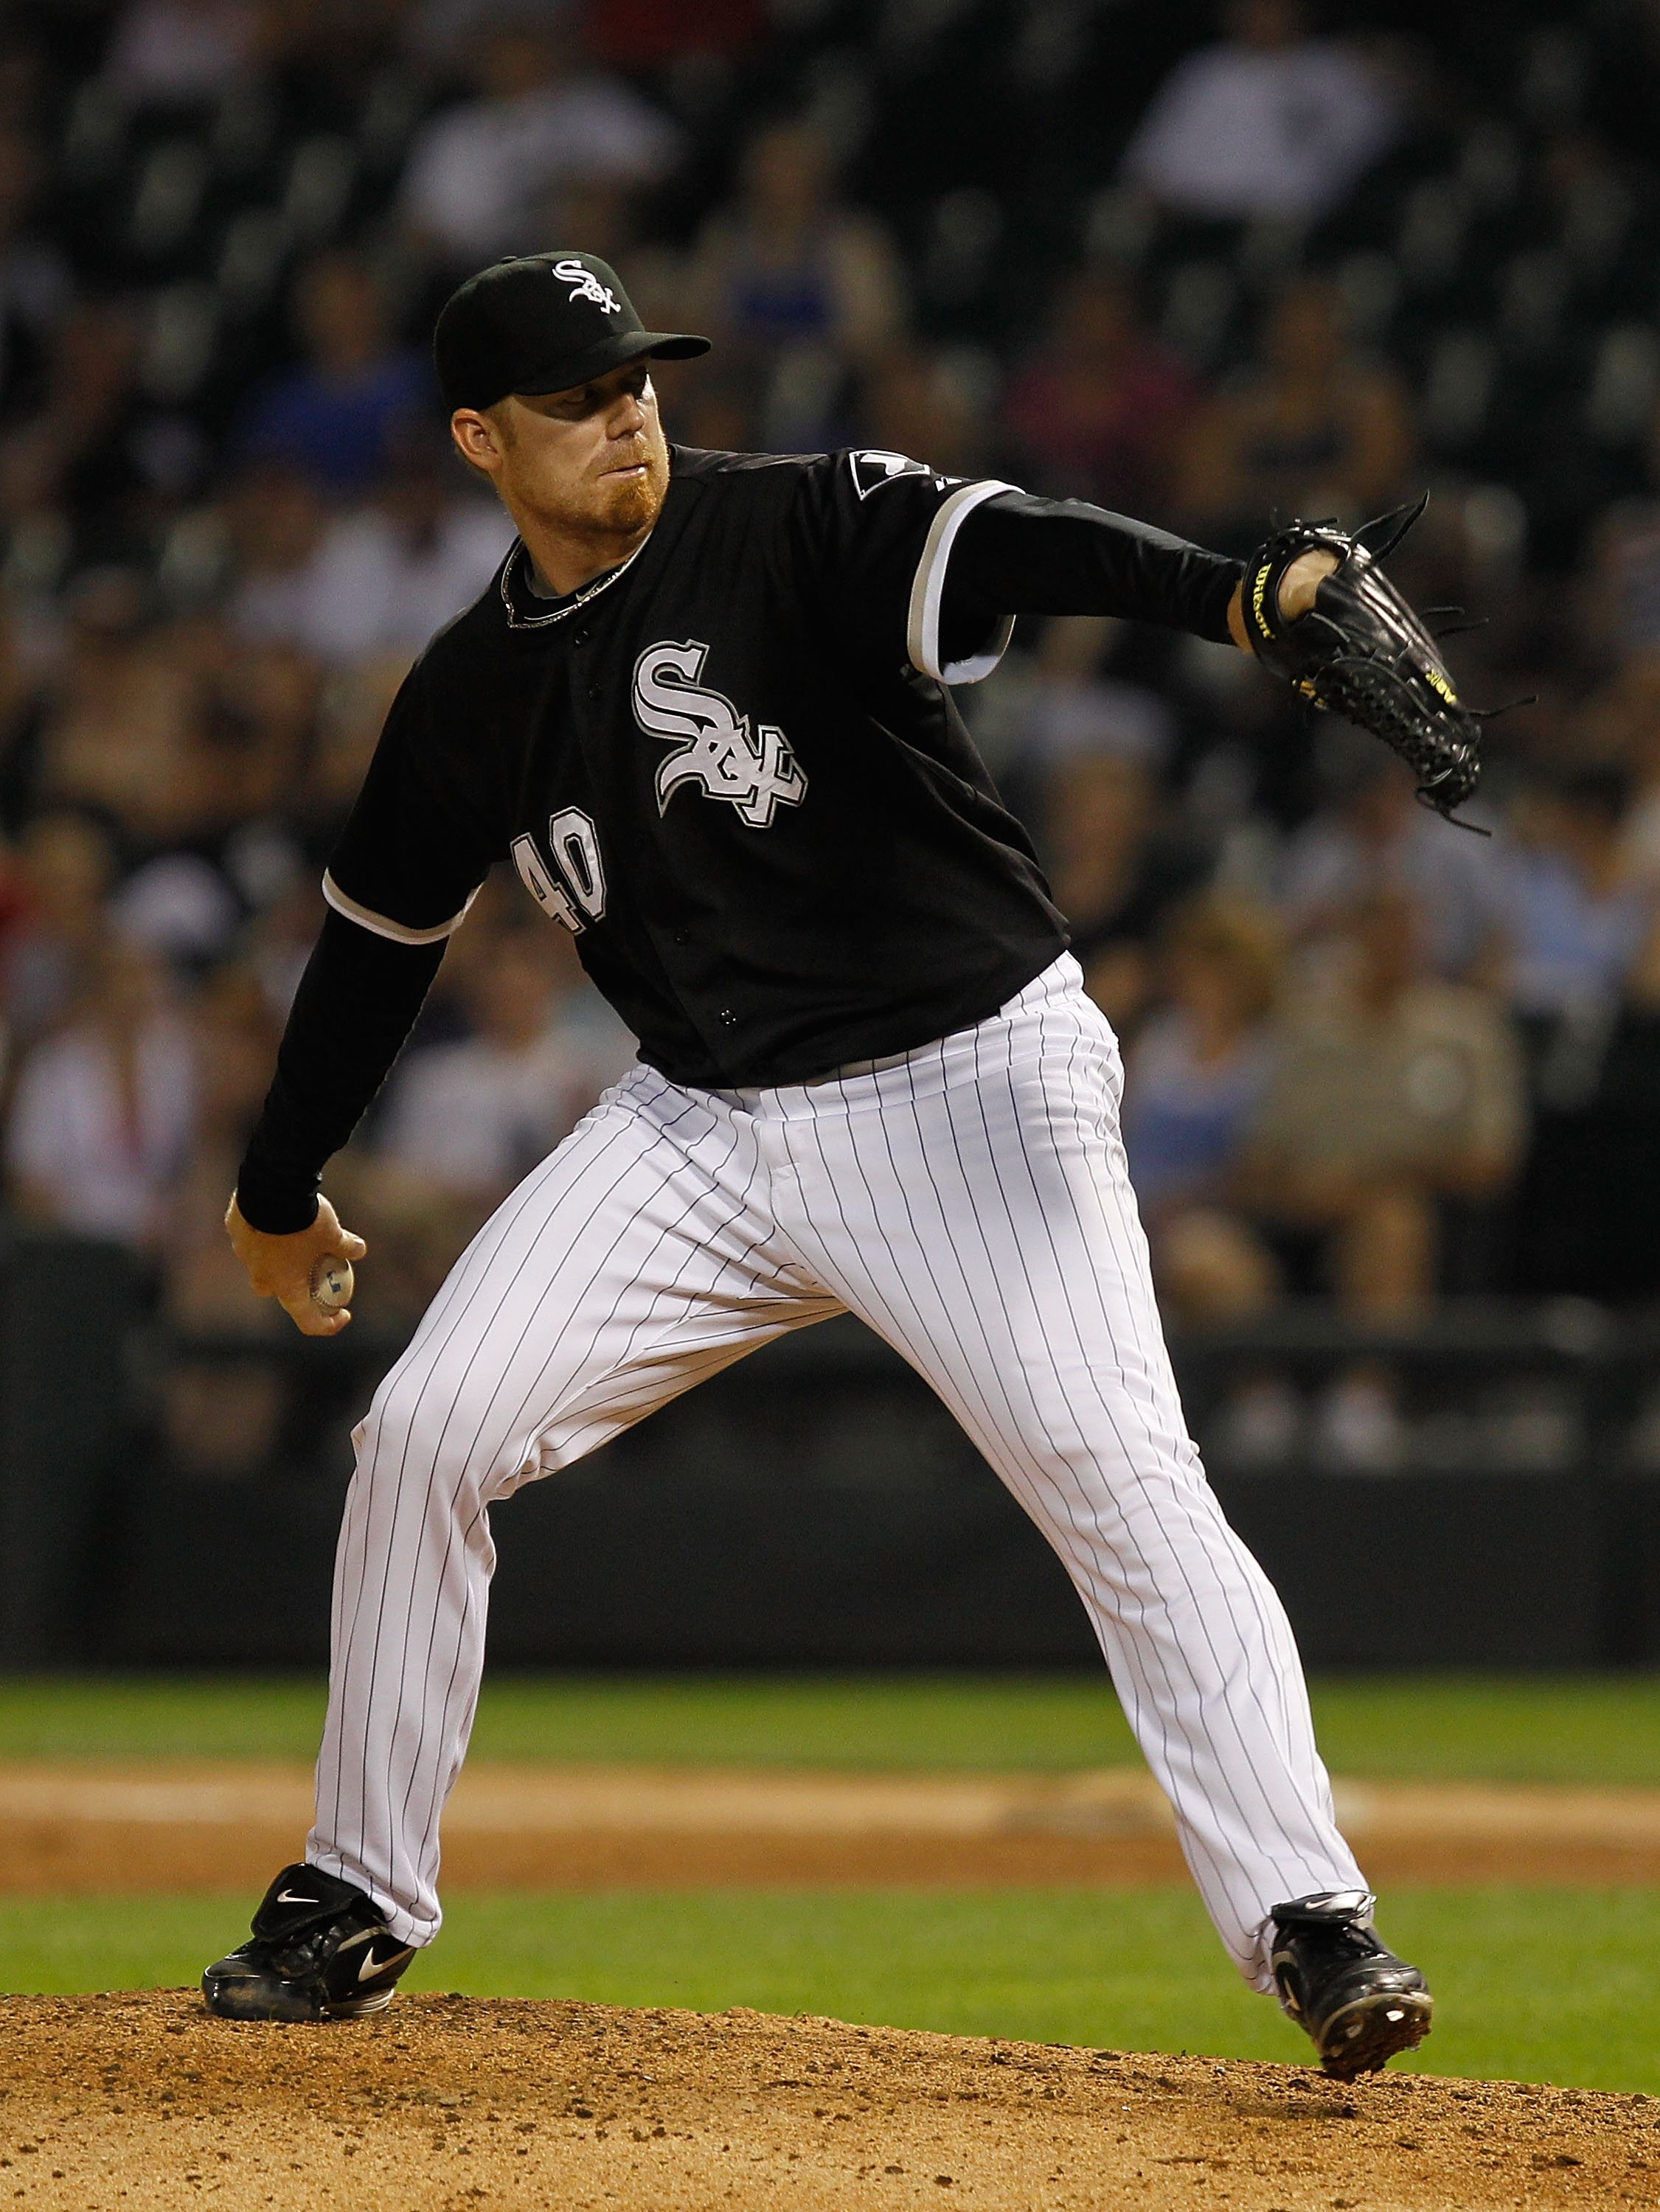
[499,535,649,630]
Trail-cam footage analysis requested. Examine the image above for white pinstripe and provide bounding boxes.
[307,955,1363,1986]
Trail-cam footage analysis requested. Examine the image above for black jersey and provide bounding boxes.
[326,446,1074,1085]
[236,447,1240,1229]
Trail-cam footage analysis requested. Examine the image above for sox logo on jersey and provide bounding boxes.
[510,644,806,930]
[633,640,808,830]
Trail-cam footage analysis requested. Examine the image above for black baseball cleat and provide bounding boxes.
[201,1863,416,2023]
[1269,1889,1432,2080]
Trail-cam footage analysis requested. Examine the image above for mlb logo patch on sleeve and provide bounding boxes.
[847,450,953,498]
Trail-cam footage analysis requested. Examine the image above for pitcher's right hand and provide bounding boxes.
[225,1192,367,1337]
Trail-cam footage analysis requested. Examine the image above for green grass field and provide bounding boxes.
[1,1672,1658,2090]
[7,1668,1660,1784]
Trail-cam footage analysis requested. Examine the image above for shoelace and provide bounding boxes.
[260,1920,373,1972]
[1296,1917,1387,1969]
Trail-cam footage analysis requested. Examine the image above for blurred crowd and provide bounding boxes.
[4,0,1660,1476]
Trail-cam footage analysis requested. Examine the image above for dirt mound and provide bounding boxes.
[1,1990,1653,2210]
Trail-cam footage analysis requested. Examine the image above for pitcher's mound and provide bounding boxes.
[0,1988,1645,2209]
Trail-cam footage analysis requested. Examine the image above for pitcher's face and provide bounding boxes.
[450,358,670,549]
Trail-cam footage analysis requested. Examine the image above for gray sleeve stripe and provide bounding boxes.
[322,871,479,946]
[905,479,1018,686]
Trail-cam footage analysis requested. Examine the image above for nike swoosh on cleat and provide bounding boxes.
[356,1948,409,1983]
[276,1891,318,1905]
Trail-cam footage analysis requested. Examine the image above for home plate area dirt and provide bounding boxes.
[3,1992,1658,2212]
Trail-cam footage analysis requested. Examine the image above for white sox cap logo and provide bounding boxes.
[552,257,621,315]
[633,641,808,830]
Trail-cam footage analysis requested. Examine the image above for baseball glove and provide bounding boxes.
[1241,496,1487,831]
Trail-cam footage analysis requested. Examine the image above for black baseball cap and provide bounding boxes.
[434,251,709,414]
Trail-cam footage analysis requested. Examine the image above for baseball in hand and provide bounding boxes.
[310,1254,355,1315]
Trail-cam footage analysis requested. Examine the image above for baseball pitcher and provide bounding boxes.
[204,251,1475,2076]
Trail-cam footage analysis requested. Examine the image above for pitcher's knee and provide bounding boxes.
[1001,1395,1205,1504]
[350,1360,521,1514]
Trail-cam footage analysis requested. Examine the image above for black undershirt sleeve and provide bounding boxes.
[946,491,1243,643]
[234,911,445,1235]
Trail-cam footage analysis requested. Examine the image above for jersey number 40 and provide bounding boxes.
[511,809,607,933]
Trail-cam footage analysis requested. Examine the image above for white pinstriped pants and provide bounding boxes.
[308,955,1363,1986]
